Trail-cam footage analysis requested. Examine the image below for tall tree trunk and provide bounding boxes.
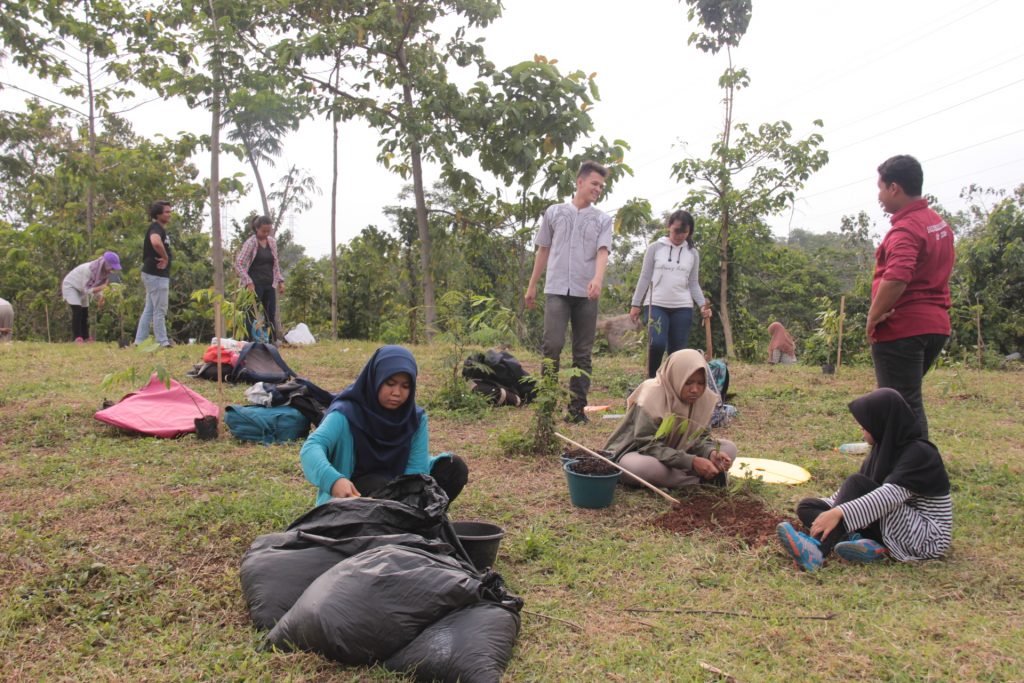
[210,94,225,299]
[717,46,737,358]
[403,83,436,339]
[719,205,734,357]
[85,44,96,241]
[241,131,271,218]
[330,61,340,340]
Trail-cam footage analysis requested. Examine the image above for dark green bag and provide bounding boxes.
[225,404,310,444]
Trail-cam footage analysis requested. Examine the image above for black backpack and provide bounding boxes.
[462,350,537,405]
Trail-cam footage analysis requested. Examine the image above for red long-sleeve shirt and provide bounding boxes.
[871,199,954,342]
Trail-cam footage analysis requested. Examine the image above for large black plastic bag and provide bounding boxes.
[240,530,453,630]
[265,545,483,664]
[240,475,462,629]
[385,602,521,683]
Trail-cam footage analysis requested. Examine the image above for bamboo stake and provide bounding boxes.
[44,302,51,343]
[214,299,225,418]
[975,297,984,368]
[643,283,653,376]
[555,433,680,506]
[703,305,713,362]
[835,295,846,374]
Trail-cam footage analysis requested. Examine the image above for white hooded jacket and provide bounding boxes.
[630,236,706,309]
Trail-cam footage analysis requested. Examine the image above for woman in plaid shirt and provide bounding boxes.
[235,215,285,342]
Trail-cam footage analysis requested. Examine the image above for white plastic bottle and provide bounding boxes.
[837,442,870,455]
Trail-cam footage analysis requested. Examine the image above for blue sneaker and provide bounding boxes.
[834,538,888,564]
[776,522,823,572]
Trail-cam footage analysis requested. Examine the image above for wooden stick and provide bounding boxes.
[703,311,713,362]
[44,302,51,343]
[975,297,984,368]
[644,283,653,376]
[835,295,845,374]
[555,433,680,506]
[522,609,583,632]
[625,607,837,621]
[699,661,740,682]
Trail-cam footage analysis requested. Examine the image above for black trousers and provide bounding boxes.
[871,333,947,440]
[247,284,278,342]
[352,454,469,505]
[796,473,884,556]
[70,304,89,340]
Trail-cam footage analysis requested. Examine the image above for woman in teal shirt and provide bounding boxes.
[300,345,467,506]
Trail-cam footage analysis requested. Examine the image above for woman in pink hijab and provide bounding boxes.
[767,321,797,365]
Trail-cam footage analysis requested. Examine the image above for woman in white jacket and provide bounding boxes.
[630,211,711,377]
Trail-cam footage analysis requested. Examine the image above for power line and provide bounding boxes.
[826,51,1024,135]
[762,0,1004,112]
[830,77,1024,153]
[792,156,1024,226]
[798,126,1024,201]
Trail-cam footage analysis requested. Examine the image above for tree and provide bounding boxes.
[282,0,502,338]
[672,0,828,357]
[1,1,137,241]
[949,184,1024,356]
[225,80,305,219]
[0,107,216,341]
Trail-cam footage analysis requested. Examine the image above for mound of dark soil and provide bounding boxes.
[564,452,618,476]
[651,492,795,547]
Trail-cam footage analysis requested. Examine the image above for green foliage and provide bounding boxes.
[519,359,588,456]
[190,286,259,340]
[684,0,752,54]
[100,337,169,392]
[427,290,516,414]
[949,185,1024,357]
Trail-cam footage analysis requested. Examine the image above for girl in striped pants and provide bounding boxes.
[777,388,952,571]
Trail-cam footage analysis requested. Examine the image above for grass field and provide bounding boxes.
[1,340,1022,682]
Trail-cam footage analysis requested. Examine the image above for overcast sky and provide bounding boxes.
[4,0,1023,256]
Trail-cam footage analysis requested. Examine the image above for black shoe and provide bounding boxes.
[564,409,589,425]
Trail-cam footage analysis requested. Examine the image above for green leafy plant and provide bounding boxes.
[804,296,843,367]
[428,291,516,415]
[190,286,261,341]
[727,459,767,498]
[101,339,208,417]
[524,359,588,456]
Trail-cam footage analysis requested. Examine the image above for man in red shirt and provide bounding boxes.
[867,155,954,439]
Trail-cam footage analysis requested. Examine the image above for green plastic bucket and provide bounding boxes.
[563,461,620,509]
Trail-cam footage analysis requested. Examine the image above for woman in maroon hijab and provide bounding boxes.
[767,321,797,365]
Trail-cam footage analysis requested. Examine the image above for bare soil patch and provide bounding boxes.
[651,491,795,547]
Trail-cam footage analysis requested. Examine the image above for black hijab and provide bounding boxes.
[327,345,424,479]
[848,388,949,497]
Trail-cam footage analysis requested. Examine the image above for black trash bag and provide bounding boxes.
[462,350,537,404]
[240,530,455,630]
[241,475,464,629]
[265,545,483,665]
[385,602,521,683]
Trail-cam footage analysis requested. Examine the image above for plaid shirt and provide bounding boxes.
[234,235,284,287]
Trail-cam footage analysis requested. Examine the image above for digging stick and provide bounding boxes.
[555,432,680,506]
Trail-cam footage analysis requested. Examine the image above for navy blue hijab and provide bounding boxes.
[327,346,425,479]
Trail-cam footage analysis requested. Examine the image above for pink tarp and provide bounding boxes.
[95,374,220,438]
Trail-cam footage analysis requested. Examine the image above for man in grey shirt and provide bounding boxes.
[525,160,613,424]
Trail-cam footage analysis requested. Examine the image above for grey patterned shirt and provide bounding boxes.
[534,201,613,297]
